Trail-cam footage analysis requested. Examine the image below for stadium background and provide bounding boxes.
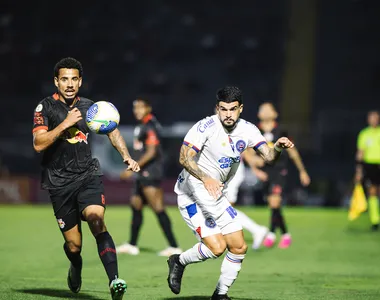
[1,0,378,207]
[1,1,380,300]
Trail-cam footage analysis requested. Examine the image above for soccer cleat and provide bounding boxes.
[67,263,82,293]
[211,290,231,300]
[158,247,183,257]
[116,243,140,255]
[252,226,269,250]
[167,254,185,294]
[278,233,292,249]
[263,232,276,248]
[110,278,127,300]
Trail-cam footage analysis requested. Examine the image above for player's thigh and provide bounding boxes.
[141,179,164,211]
[77,176,106,234]
[49,185,81,233]
[130,180,144,210]
[224,229,247,254]
[267,172,286,208]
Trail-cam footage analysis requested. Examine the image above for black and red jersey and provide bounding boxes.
[32,93,101,189]
[133,113,163,179]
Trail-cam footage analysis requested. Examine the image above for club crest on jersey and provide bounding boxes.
[235,140,246,153]
[205,217,216,228]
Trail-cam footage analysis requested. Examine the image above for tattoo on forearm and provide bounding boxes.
[109,130,130,159]
[258,144,281,164]
[179,146,208,181]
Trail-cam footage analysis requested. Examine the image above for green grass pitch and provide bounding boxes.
[0,205,379,299]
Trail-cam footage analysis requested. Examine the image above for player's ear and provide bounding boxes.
[239,104,244,113]
[78,77,82,88]
[54,77,59,88]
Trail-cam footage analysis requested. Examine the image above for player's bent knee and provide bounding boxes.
[207,241,227,257]
[65,241,82,253]
[228,242,247,255]
[86,214,106,235]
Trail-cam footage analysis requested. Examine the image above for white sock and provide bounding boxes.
[235,209,263,236]
[216,251,245,295]
[179,242,217,266]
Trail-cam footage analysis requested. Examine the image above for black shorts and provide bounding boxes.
[262,168,288,196]
[363,163,380,186]
[48,175,105,232]
[132,177,161,198]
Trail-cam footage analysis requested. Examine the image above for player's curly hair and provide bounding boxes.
[216,86,243,105]
[54,57,83,78]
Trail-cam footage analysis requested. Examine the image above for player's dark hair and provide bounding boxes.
[54,57,83,78]
[216,86,243,105]
[135,98,151,107]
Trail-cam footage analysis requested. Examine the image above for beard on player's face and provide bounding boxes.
[221,118,237,130]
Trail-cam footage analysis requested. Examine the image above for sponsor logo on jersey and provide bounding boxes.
[61,127,89,144]
[218,156,240,169]
[197,118,215,133]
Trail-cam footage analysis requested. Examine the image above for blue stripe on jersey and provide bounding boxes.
[186,203,197,218]
[183,141,200,153]
[253,141,266,150]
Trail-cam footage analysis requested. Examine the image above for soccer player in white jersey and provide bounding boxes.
[166,86,294,299]
[227,150,268,250]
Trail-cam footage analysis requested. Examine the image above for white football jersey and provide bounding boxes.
[174,114,266,195]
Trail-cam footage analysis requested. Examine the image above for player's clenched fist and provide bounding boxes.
[202,177,224,200]
[274,137,294,150]
[64,108,83,128]
[123,157,140,172]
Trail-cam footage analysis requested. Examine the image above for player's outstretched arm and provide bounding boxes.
[33,108,82,153]
[287,147,311,186]
[255,137,294,164]
[107,128,140,172]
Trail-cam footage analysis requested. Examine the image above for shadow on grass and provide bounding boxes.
[139,246,158,254]
[15,288,103,299]
[161,297,265,300]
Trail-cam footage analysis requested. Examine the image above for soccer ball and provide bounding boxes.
[86,101,120,134]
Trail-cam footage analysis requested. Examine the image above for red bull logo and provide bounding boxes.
[61,127,89,144]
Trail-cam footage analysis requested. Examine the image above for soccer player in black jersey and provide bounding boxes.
[32,57,140,300]
[117,98,182,257]
[250,102,310,249]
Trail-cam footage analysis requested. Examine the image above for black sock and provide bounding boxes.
[63,243,82,268]
[130,208,143,246]
[157,211,178,248]
[277,208,288,234]
[270,208,280,233]
[96,231,118,284]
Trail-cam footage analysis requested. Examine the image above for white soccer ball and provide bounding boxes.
[86,101,120,134]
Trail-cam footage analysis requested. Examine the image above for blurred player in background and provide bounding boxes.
[355,110,380,230]
[250,102,310,249]
[226,149,268,250]
[32,57,140,300]
[167,86,294,299]
[117,98,182,256]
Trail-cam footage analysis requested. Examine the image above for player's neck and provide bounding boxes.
[259,120,277,131]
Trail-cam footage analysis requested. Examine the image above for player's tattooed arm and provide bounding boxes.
[255,137,294,164]
[107,128,132,160]
[179,144,208,181]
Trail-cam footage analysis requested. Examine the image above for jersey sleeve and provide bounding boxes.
[245,121,267,151]
[183,117,215,153]
[144,125,160,146]
[357,130,366,150]
[32,101,49,133]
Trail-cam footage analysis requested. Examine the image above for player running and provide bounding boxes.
[117,98,182,256]
[253,102,310,248]
[32,57,139,300]
[166,86,294,299]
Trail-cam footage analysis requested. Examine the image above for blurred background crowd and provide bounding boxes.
[0,0,379,207]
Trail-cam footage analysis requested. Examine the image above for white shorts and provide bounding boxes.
[177,190,243,239]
